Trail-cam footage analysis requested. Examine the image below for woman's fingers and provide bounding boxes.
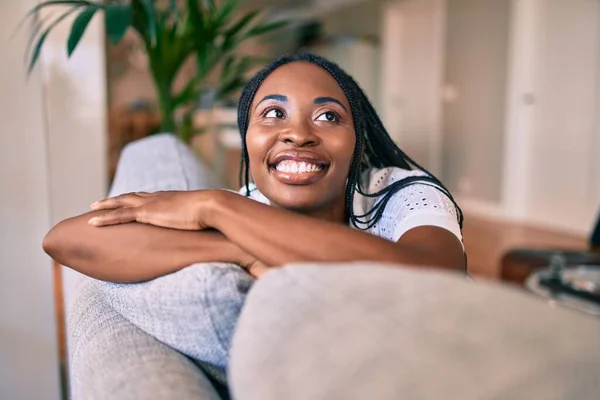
[90,192,148,211]
[88,207,139,226]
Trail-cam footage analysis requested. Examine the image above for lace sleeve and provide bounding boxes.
[365,168,462,244]
[386,183,462,242]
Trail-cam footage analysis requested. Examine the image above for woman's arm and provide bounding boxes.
[43,210,256,283]
[88,190,465,275]
[210,192,465,271]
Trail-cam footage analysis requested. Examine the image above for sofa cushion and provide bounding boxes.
[69,278,221,400]
[230,263,600,400]
[109,133,216,196]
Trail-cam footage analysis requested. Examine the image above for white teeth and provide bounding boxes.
[275,160,323,174]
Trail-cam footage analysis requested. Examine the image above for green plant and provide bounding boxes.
[25,0,287,141]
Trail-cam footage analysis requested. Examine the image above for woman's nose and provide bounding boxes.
[279,120,319,147]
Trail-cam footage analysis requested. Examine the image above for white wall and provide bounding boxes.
[0,1,107,398]
[314,40,381,109]
[316,0,385,109]
[501,0,600,235]
[441,0,511,203]
[525,0,600,233]
[378,0,599,234]
[0,1,60,398]
[40,5,108,307]
[320,0,386,38]
[380,0,446,174]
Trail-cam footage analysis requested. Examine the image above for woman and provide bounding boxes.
[43,52,465,390]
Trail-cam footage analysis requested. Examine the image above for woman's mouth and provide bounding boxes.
[270,159,329,185]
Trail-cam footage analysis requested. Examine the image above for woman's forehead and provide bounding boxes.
[253,61,349,107]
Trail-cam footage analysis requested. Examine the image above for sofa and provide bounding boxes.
[66,134,600,400]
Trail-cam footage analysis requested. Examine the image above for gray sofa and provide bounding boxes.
[67,134,600,400]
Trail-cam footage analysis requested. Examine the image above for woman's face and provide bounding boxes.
[246,61,356,216]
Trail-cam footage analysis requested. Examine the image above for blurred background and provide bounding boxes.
[2,0,600,398]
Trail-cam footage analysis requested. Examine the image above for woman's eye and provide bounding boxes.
[265,109,285,119]
[316,111,339,122]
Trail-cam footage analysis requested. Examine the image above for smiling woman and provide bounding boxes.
[246,61,356,213]
[45,52,466,278]
[42,51,466,393]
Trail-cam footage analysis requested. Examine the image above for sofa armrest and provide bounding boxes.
[230,263,600,400]
[65,134,222,399]
[109,133,216,197]
[68,278,221,400]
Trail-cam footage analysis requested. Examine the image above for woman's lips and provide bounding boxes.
[269,159,328,185]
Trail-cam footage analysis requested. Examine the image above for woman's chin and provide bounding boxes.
[254,171,344,214]
[272,196,321,212]
[267,189,327,213]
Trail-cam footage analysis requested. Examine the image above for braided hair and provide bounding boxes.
[237,51,463,230]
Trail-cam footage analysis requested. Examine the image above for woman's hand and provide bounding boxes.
[88,190,222,230]
[244,258,269,279]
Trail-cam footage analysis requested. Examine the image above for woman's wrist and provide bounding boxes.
[211,228,258,269]
[201,189,235,231]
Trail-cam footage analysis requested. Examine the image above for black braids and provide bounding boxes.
[351,180,439,224]
[348,88,463,228]
[235,51,464,231]
[357,91,463,216]
[345,95,365,220]
[338,78,369,223]
[357,93,464,227]
[355,177,446,203]
[361,93,411,169]
[356,174,447,199]
[346,88,449,223]
[351,180,454,231]
[353,193,395,231]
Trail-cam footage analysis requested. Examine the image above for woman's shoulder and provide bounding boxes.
[362,167,432,193]
[358,167,462,243]
[237,183,270,205]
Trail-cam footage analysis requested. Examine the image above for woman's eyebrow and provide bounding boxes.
[255,94,287,110]
[314,96,347,112]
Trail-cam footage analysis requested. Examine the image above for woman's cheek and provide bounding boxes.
[329,129,356,172]
[246,128,274,161]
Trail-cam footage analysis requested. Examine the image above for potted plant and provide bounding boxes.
[25,0,287,142]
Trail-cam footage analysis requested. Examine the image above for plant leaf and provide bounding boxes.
[216,0,238,26]
[28,7,81,73]
[23,0,101,20]
[17,0,99,52]
[186,0,204,34]
[172,78,199,108]
[205,0,217,17]
[220,55,235,80]
[105,3,132,44]
[25,9,58,61]
[188,0,211,75]
[169,0,180,21]
[67,7,97,56]
[133,0,157,45]
[221,10,259,52]
[217,55,267,100]
[245,19,288,38]
[16,1,71,39]
[225,10,259,38]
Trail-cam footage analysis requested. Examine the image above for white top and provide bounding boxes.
[239,167,462,244]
